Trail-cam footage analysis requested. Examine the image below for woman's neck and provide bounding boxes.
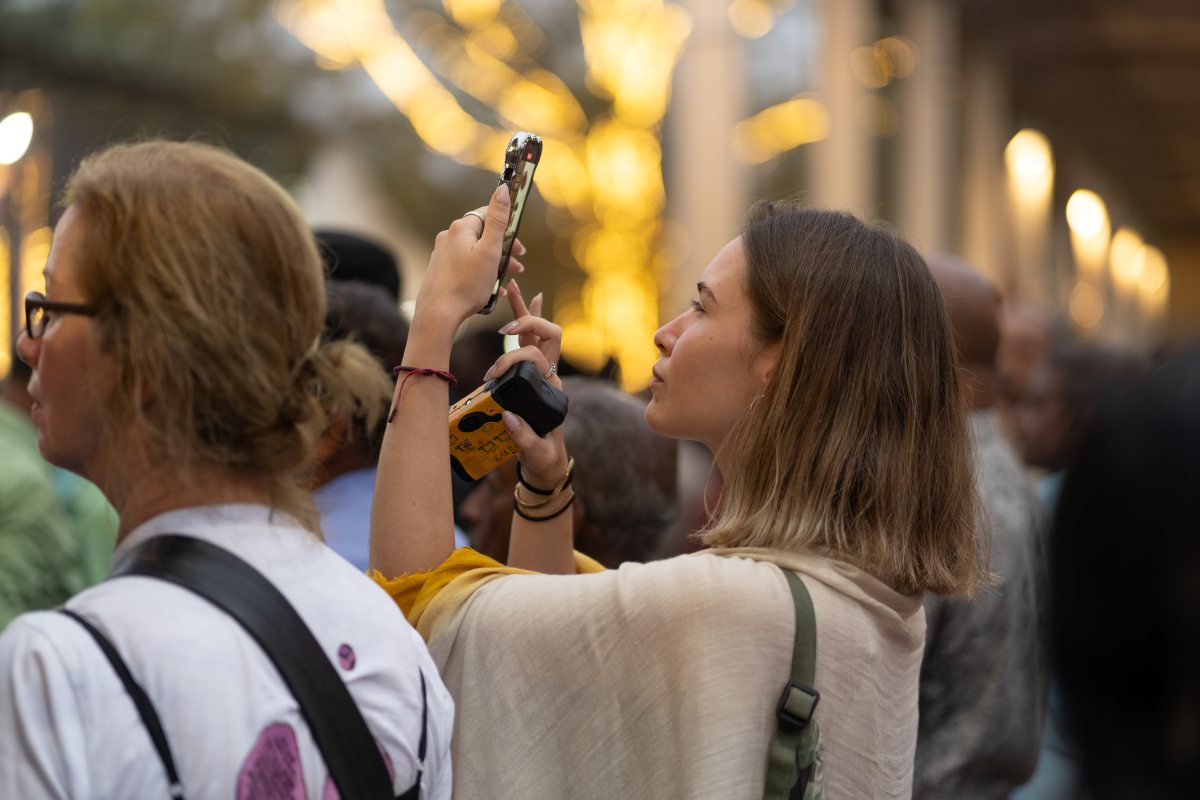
[111,467,270,545]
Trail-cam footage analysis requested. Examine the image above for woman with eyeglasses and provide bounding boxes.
[368,187,983,798]
[0,140,454,799]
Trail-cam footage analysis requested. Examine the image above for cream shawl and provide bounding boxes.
[377,547,925,799]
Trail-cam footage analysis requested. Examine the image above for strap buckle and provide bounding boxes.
[777,680,820,732]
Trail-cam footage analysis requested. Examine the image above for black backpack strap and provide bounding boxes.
[763,569,822,800]
[58,609,187,800]
[396,671,428,800]
[112,534,404,800]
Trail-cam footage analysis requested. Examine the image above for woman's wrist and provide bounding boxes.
[407,306,465,353]
[517,452,572,495]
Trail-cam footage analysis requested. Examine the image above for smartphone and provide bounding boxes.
[479,131,543,315]
[448,361,568,481]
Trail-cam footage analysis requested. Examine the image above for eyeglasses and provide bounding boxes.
[24,290,98,339]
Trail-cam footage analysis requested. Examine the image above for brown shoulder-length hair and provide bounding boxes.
[702,202,983,596]
[65,140,391,532]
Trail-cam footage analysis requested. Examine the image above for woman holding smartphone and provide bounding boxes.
[371,185,981,799]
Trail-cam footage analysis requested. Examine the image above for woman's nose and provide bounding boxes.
[15,329,39,369]
[653,313,683,356]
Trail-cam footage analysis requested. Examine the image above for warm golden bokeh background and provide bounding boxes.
[2,0,1198,387]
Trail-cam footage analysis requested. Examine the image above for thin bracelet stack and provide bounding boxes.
[513,457,576,522]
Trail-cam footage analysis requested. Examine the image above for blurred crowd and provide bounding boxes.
[1,140,1197,800]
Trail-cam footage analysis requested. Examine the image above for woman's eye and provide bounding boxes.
[688,299,704,313]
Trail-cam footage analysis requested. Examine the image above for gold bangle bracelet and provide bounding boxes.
[513,483,575,512]
[516,457,575,500]
[512,459,575,509]
[513,492,576,522]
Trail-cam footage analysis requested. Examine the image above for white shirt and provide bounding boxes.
[0,504,454,799]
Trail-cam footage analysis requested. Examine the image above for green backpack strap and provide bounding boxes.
[762,569,822,800]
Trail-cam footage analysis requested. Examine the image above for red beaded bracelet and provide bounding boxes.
[387,366,458,422]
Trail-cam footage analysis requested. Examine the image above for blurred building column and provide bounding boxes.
[666,0,747,322]
[960,46,1012,290]
[894,0,958,257]
[809,0,878,213]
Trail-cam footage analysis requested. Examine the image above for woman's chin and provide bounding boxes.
[644,396,664,431]
[644,398,682,441]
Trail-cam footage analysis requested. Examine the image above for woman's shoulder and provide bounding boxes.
[613,549,786,589]
[492,549,796,628]
[0,603,120,709]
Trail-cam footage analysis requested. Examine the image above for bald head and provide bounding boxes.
[928,254,1001,366]
[928,254,1001,409]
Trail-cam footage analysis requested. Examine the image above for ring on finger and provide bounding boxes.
[542,361,558,380]
[463,209,486,234]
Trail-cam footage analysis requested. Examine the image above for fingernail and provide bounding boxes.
[483,365,496,381]
[533,292,543,308]
[515,241,527,256]
[494,183,510,207]
[498,321,518,334]
[502,411,521,430]
[508,278,521,295]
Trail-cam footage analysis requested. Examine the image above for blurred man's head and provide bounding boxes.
[928,254,1001,409]
[997,304,1057,408]
[315,230,402,302]
[324,281,409,376]
[1013,340,1143,472]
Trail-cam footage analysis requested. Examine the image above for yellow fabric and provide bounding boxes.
[369,547,605,638]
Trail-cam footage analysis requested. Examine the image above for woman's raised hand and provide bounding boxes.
[488,279,570,490]
[413,184,526,327]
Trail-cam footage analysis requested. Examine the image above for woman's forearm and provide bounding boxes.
[369,185,514,577]
[477,305,576,575]
[369,310,460,576]
[507,510,576,574]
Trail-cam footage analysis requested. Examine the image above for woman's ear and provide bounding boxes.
[753,340,782,390]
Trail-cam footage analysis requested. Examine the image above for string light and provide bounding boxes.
[278,0,690,389]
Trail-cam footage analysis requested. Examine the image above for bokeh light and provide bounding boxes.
[850,46,891,89]
[1139,245,1168,295]
[732,95,830,164]
[0,112,34,166]
[877,36,918,78]
[1068,281,1104,332]
[1108,226,1144,291]
[1066,189,1110,281]
[19,227,52,296]
[1137,244,1170,328]
[728,0,775,39]
[1004,129,1054,198]
[854,94,898,138]
[278,0,690,389]
[1066,190,1107,239]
